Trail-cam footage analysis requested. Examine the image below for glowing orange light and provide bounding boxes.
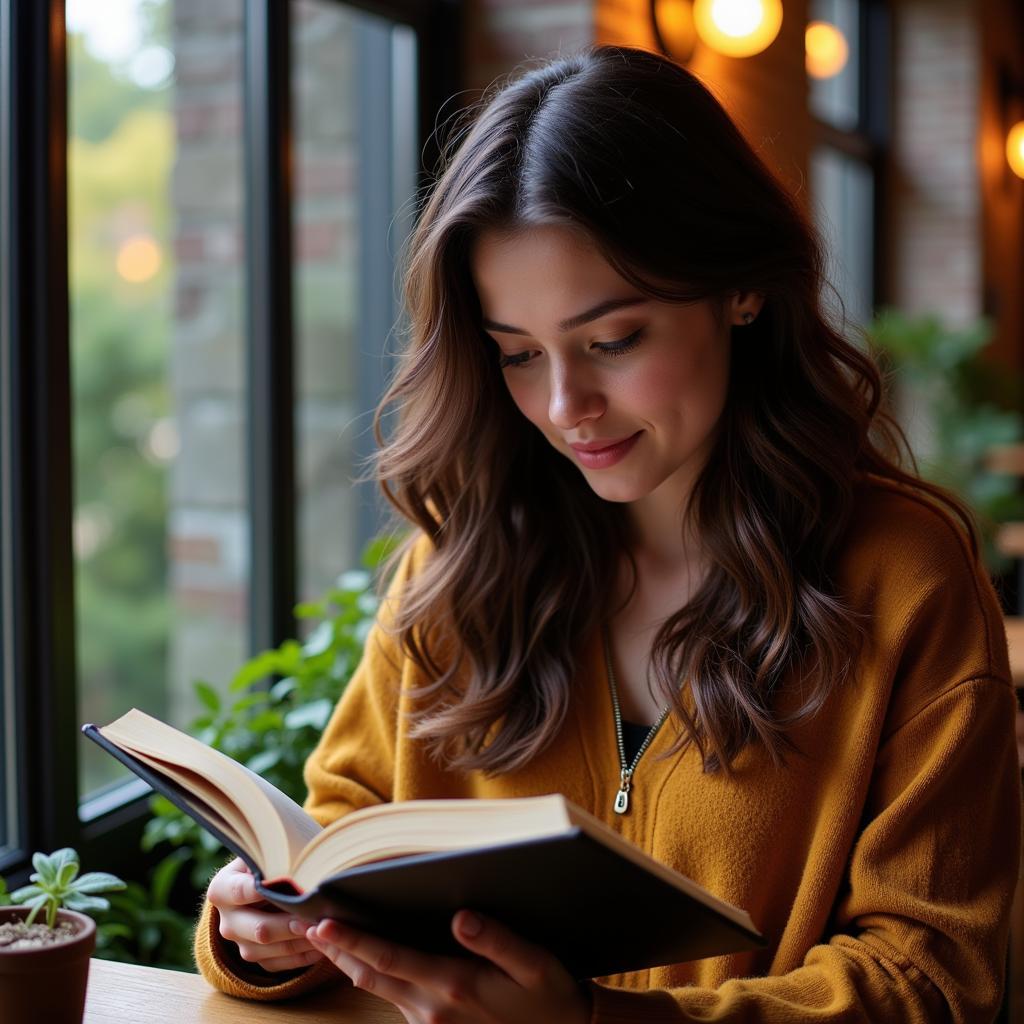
[805,21,848,79]
[116,235,162,283]
[1007,121,1024,179]
[653,0,697,59]
[693,0,783,58]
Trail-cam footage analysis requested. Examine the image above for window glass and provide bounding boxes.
[293,0,418,608]
[809,0,861,132]
[0,383,7,855]
[68,0,249,806]
[0,5,8,852]
[810,147,874,333]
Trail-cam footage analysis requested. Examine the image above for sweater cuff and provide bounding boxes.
[193,896,345,1002]
[588,980,686,1023]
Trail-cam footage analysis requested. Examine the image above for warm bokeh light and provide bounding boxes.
[1008,121,1024,179]
[693,0,783,58]
[805,20,848,79]
[653,0,697,60]
[115,234,162,283]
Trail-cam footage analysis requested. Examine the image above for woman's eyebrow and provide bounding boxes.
[482,296,649,335]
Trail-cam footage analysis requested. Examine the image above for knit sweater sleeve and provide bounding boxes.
[192,530,430,1000]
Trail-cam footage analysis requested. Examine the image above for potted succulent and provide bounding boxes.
[0,848,126,1023]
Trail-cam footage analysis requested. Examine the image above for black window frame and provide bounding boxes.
[809,0,891,313]
[0,0,460,885]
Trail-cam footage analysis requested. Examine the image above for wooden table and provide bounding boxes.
[84,958,403,1022]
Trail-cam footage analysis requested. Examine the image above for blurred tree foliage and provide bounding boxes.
[69,4,175,784]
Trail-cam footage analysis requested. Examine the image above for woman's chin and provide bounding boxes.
[578,472,649,504]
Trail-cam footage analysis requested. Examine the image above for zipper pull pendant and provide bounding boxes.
[614,768,632,815]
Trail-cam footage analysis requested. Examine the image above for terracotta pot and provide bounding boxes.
[0,905,96,1023]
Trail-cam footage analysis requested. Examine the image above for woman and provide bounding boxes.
[194,44,1021,1022]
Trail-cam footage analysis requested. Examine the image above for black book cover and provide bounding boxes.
[83,722,766,979]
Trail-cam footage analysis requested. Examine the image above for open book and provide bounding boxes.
[83,708,764,979]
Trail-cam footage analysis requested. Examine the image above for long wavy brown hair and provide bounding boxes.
[366,44,980,777]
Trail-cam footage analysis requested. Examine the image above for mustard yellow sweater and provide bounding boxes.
[193,477,1022,1022]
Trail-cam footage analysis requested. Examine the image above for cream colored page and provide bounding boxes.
[293,795,572,890]
[108,743,262,859]
[99,708,319,877]
[232,758,322,866]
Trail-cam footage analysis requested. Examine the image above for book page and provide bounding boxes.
[292,795,573,889]
[99,709,321,877]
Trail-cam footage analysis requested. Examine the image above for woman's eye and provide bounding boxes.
[498,350,532,369]
[498,329,644,370]
[596,329,644,357]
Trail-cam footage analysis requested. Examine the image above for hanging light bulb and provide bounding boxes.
[805,20,848,79]
[1007,120,1024,179]
[692,0,783,58]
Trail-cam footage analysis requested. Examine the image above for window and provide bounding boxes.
[293,0,418,608]
[68,0,250,806]
[808,0,888,332]
[0,0,458,877]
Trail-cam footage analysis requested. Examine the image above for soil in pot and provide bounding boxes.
[0,917,78,949]
[0,906,96,1024]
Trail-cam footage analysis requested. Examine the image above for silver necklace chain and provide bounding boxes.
[602,624,671,815]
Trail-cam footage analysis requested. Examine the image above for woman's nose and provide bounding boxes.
[547,365,604,428]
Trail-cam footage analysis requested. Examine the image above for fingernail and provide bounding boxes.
[459,911,482,937]
[288,919,305,935]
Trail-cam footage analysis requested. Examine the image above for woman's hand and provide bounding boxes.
[206,857,326,973]
[297,910,592,1023]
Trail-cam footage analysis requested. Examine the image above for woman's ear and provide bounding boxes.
[728,291,765,326]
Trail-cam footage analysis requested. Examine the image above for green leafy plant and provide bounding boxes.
[91,847,196,971]
[3,848,126,929]
[866,308,1024,574]
[116,535,400,969]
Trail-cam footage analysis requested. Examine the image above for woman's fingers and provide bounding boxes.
[206,858,325,972]
[207,857,260,908]
[235,939,315,964]
[251,946,326,972]
[308,919,461,986]
[306,925,421,1006]
[451,911,557,991]
[223,908,317,961]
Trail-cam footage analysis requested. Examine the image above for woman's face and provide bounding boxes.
[470,224,749,509]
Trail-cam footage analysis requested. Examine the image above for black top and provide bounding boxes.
[620,718,656,764]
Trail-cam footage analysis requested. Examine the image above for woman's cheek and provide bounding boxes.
[504,376,548,429]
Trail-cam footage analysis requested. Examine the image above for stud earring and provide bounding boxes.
[741,312,755,325]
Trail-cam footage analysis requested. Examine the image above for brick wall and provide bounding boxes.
[169,0,248,725]
[884,0,982,327]
[168,0,363,724]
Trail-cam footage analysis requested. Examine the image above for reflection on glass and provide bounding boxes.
[808,0,860,131]
[1,558,6,851]
[293,0,418,611]
[811,147,874,333]
[68,0,248,805]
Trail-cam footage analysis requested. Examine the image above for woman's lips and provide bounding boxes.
[569,431,642,468]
